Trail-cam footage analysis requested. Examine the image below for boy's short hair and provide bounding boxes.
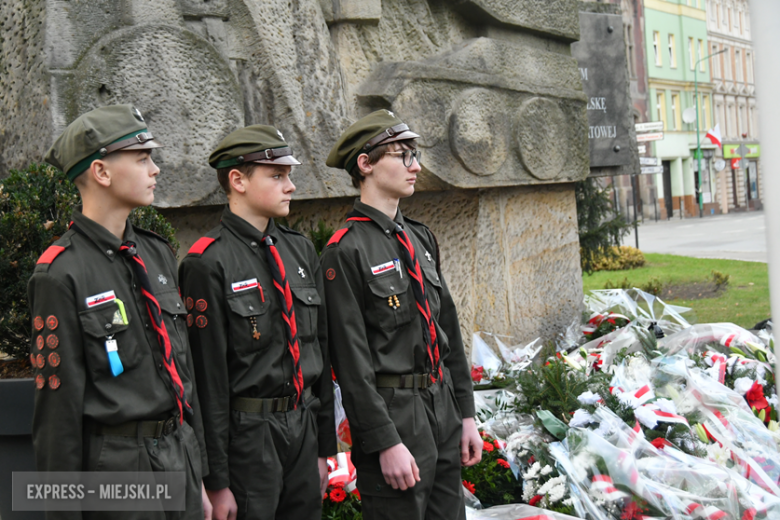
[348,138,418,189]
[217,163,259,195]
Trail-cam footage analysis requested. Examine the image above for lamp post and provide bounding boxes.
[694,48,727,217]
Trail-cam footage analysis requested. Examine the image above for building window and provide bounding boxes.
[653,31,662,66]
[735,10,741,33]
[746,52,754,83]
[722,4,727,28]
[709,1,717,22]
[656,91,667,130]
[668,34,677,68]
[711,44,720,77]
[723,47,731,80]
[689,38,695,70]
[728,7,732,31]
[702,94,711,130]
[735,50,742,82]
[671,93,682,130]
[698,40,705,72]
[738,104,746,136]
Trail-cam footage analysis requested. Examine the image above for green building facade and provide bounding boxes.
[644,0,717,218]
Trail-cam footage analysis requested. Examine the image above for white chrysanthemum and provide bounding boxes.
[522,461,541,480]
[578,390,601,405]
[540,465,553,476]
[654,398,677,415]
[634,406,658,429]
[522,480,538,502]
[733,377,755,396]
[537,475,567,496]
[548,483,567,503]
[569,409,594,428]
[562,498,574,506]
[594,420,613,438]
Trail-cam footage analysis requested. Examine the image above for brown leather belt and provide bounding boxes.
[231,387,313,413]
[375,373,434,389]
[91,415,179,438]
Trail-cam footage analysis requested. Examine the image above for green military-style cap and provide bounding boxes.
[45,104,163,181]
[209,125,301,169]
[326,109,420,173]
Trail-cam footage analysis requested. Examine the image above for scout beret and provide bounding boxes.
[45,104,163,181]
[326,109,420,172]
[209,125,301,169]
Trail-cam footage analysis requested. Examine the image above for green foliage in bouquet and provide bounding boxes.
[0,164,179,361]
[575,178,630,275]
[278,216,334,256]
[321,486,362,520]
[516,357,608,425]
[461,432,523,508]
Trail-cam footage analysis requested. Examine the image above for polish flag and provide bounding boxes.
[705,124,722,148]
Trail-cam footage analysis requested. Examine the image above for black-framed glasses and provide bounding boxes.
[386,150,422,168]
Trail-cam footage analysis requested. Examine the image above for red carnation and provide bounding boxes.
[494,439,505,449]
[329,488,347,503]
[529,494,543,506]
[483,440,494,452]
[528,455,535,464]
[496,458,510,469]
[462,480,476,494]
[471,366,484,383]
[353,489,360,500]
[650,438,672,450]
[746,381,769,410]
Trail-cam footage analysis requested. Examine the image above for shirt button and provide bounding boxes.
[384,230,390,235]
[133,284,137,289]
[249,305,254,311]
[145,323,150,329]
[251,242,258,248]
[176,303,181,308]
[158,363,163,369]
[105,323,112,330]
[307,297,312,302]
[173,315,177,321]
[286,382,291,386]
[390,286,394,291]
[106,249,113,256]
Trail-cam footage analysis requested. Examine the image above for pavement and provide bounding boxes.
[621,210,767,262]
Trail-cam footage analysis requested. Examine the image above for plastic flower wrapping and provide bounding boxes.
[324,289,777,519]
[461,289,779,519]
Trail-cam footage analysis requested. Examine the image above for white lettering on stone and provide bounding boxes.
[586,97,607,113]
[579,68,588,81]
[588,126,617,139]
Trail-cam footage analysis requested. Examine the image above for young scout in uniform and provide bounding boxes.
[320,110,483,520]
[30,104,210,519]
[178,125,337,520]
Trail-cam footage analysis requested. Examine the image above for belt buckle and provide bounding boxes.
[163,417,176,436]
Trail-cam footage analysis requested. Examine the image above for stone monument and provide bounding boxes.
[0,0,590,348]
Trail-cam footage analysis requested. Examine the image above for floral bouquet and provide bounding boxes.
[322,452,361,520]
[461,431,524,508]
[584,288,691,338]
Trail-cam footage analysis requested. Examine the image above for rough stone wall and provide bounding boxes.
[6,0,590,345]
[0,0,51,175]
[163,183,583,351]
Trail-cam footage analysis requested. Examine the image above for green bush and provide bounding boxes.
[711,270,730,288]
[603,276,662,296]
[576,178,631,275]
[0,164,179,361]
[592,246,646,272]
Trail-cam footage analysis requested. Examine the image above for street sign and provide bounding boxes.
[638,145,647,154]
[637,132,664,142]
[640,166,663,175]
[635,121,664,133]
[640,157,660,166]
[736,143,751,157]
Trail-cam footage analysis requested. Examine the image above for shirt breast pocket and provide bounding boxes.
[79,302,140,379]
[226,290,269,354]
[290,285,321,343]
[367,273,412,331]
[157,290,188,355]
[420,264,442,318]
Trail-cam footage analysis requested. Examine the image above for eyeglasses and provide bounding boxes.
[386,150,422,168]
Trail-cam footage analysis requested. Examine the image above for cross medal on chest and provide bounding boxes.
[298,267,306,278]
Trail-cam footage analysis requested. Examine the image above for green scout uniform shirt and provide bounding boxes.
[320,200,475,455]
[178,208,337,490]
[27,210,208,474]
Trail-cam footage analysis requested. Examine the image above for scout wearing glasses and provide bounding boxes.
[29,104,210,519]
[178,126,336,520]
[320,110,482,520]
